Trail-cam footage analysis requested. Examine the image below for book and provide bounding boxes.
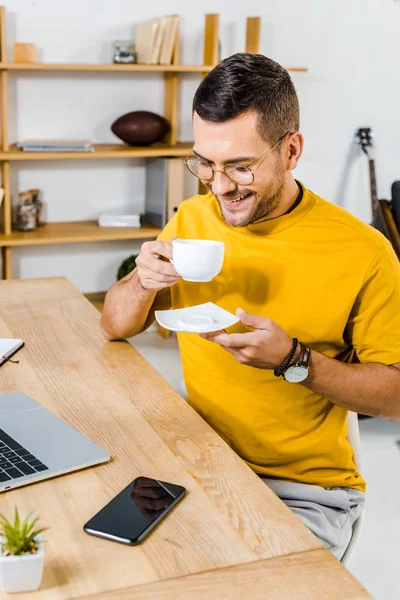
[151,16,168,64]
[136,18,160,64]
[97,214,141,228]
[17,140,94,152]
[0,339,24,367]
[159,15,179,65]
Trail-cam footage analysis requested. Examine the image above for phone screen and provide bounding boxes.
[83,476,186,545]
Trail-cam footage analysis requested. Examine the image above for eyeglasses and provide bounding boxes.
[184,131,293,186]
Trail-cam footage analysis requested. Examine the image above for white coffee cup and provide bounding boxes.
[171,239,225,282]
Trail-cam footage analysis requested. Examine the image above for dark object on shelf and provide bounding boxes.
[117,254,138,280]
[111,111,171,146]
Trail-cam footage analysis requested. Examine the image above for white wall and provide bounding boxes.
[6,0,400,292]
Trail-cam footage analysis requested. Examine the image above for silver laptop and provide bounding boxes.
[0,392,110,492]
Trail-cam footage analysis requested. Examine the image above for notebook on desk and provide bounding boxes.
[0,339,24,367]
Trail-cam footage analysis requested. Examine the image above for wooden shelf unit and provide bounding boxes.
[0,220,162,247]
[0,63,216,73]
[0,142,194,161]
[0,9,306,281]
[0,62,308,73]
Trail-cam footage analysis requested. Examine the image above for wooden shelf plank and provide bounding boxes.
[0,62,215,73]
[0,142,193,160]
[283,68,308,72]
[0,62,307,74]
[0,220,162,247]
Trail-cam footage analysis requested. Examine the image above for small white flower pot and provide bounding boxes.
[0,534,44,593]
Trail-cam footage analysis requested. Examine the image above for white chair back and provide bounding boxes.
[341,411,364,566]
[346,410,362,471]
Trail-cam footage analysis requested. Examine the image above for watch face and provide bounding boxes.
[284,366,308,383]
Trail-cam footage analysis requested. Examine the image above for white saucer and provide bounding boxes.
[155,302,239,333]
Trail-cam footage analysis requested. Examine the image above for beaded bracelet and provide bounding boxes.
[274,338,299,377]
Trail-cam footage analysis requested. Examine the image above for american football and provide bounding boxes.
[111,110,171,146]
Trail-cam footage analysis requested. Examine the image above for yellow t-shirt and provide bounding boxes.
[158,183,400,492]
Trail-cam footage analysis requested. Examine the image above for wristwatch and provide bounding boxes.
[283,344,311,383]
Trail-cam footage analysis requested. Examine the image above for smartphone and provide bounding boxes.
[83,476,186,545]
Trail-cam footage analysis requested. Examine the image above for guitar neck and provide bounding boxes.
[368,158,379,224]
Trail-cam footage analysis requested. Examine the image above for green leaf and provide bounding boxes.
[23,517,38,538]
[0,509,47,556]
[14,507,20,533]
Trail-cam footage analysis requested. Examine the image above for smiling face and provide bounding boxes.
[192,111,289,228]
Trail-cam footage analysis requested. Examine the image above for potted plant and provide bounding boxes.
[0,508,47,593]
[117,254,138,280]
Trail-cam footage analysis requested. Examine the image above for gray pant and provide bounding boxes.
[261,478,365,560]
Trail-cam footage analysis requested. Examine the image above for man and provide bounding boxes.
[101,53,400,559]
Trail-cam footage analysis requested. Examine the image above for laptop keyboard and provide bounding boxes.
[0,429,48,483]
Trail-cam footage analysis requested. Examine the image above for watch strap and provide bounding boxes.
[298,344,311,368]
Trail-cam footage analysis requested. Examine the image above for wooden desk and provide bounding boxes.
[0,278,371,599]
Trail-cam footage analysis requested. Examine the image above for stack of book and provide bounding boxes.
[97,214,141,228]
[17,140,94,152]
[135,15,179,65]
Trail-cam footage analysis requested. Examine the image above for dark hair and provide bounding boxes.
[192,53,299,144]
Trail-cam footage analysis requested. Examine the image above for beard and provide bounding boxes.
[206,158,285,228]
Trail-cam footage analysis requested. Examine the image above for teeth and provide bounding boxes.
[229,194,248,203]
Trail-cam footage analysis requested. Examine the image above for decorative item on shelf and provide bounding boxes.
[29,189,46,227]
[111,111,171,146]
[14,191,37,231]
[13,42,37,63]
[113,41,137,64]
[0,508,47,593]
[117,254,138,280]
[98,213,141,228]
[16,140,94,153]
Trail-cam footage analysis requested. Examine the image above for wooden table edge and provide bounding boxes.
[75,548,373,600]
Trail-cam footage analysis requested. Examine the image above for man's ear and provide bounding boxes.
[287,132,304,171]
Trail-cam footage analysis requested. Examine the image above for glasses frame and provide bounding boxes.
[184,131,293,185]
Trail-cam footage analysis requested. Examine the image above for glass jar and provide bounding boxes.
[113,41,137,64]
[29,188,45,227]
[15,191,37,231]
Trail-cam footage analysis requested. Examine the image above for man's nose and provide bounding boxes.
[211,170,237,197]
